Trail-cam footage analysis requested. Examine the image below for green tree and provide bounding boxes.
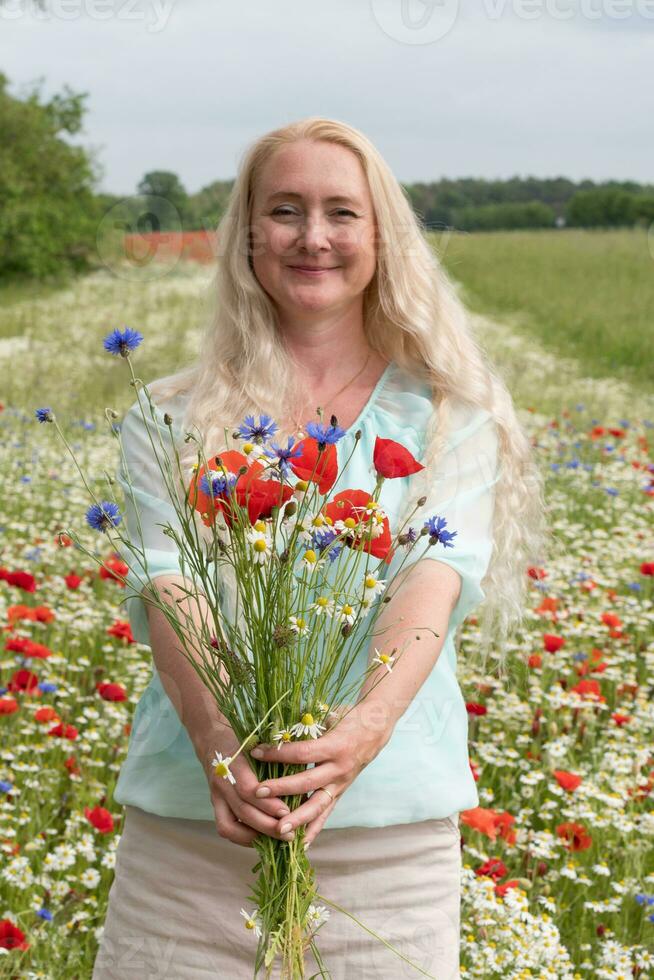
[136,170,188,231]
[0,71,100,279]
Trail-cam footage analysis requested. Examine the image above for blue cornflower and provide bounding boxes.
[565,459,580,469]
[263,436,303,478]
[424,515,457,548]
[0,780,12,793]
[38,682,58,693]
[36,907,53,921]
[86,501,122,533]
[403,526,418,545]
[103,327,143,357]
[199,471,237,498]
[605,487,619,497]
[305,420,346,445]
[635,893,654,906]
[35,407,54,423]
[628,582,642,592]
[237,413,278,444]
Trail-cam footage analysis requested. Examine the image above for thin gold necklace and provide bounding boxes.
[289,349,373,434]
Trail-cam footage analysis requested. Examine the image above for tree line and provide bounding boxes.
[1,71,652,281]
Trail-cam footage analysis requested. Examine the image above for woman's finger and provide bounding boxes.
[254,763,340,801]
[303,797,337,847]
[212,793,258,848]
[274,786,338,836]
[221,760,291,819]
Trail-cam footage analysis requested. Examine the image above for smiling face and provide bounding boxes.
[249,140,378,319]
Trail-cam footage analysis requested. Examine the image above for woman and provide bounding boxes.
[92,117,545,979]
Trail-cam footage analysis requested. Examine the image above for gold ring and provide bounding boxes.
[319,787,334,802]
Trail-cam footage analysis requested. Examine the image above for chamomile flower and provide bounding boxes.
[310,595,335,617]
[336,602,357,626]
[288,615,310,636]
[246,521,271,565]
[290,712,326,739]
[212,751,236,784]
[301,548,320,571]
[372,648,396,673]
[240,907,263,938]
[272,728,294,749]
[362,573,386,602]
[306,903,331,928]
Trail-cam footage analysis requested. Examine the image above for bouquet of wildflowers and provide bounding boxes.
[37,328,457,980]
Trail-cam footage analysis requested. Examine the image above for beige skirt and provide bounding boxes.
[92,804,462,980]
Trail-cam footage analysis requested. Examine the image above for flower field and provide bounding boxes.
[1,258,653,978]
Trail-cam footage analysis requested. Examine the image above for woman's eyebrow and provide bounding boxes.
[266,190,362,207]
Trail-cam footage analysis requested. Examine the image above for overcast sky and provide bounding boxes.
[2,0,651,194]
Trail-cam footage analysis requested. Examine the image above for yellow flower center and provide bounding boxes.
[245,918,255,930]
[254,519,266,532]
[316,596,329,607]
[253,539,267,552]
[312,514,325,527]
[301,713,315,726]
[282,731,292,742]
[344,517,357,528]
[379,653,391,664]
[342,604,353,616]
[304,549,317,564]
[295,617,306,630]
[324,515,334,525]
[365,575,377,589]
[295,479,309,491]
[243,442,255,455]
[214,762,229,778]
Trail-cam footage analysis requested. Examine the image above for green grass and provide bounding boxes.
[432,227,654,393]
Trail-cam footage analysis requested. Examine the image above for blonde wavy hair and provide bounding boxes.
[150,115,547,678]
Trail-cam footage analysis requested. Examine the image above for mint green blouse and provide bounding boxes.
[112,361,501,827]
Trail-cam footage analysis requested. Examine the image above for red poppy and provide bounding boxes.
[570,678,605,703]
[189,452,293,527]
[0,698,19,715]
[97,681,128,703]
[64,756,81,776]
[6,604,55,625]
[460,806,517,844]
[600,612,622,629]
[64,572,83,590]
[85,805,115,833]
[7,669,39,692]
[556,821,592,851]
[0,569,37,593]
[99,554,129,585]
[553,770,582,792]
[47,722,78,740]
[475,857,507,880]
[0,919,29,951]
[494,879,521,898]
[611,712,631,727]
[322,489,395,563]
[289,436,338,494]
[640,562,654,576]
[373,437,424,479]
[543,633,565,653]
[107,620,135,644]
[466,702,487,716]
[527,566,547,579]
[58,533,73,547]
[5,638,52,660]
[528,653,542,668]
[34,706,59,723]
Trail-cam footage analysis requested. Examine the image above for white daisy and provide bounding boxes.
[336,602,357,626]
[288,614,310,636]
[246,521,272,565]
[240,907,262,938]
[306,903,331,928]
[212,751,236,784]
[272,728,294,749]
[290,712,327,739]
[362,574,386,600]
[310,595,335,617]
[301,548,321,571]
[372,648,396,673]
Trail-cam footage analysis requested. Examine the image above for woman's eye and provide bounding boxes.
[271,207,357,218]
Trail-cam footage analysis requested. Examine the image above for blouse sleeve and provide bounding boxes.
[116,397,186,646]
[399,401,502,628]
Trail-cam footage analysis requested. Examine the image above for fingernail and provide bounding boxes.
[280,821,292,834]
[277,807,290,817]
[255,787,271,798]
[251,748,264,758]
[283,831,295,841]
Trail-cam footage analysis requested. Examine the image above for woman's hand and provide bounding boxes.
[197,732,299,848]
[248,702,390,848]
